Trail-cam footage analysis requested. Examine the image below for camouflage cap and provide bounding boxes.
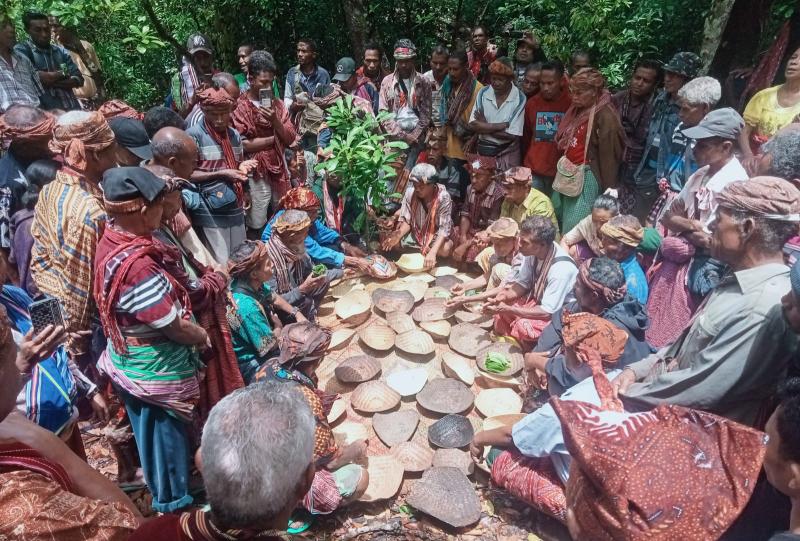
[663,51,702,79]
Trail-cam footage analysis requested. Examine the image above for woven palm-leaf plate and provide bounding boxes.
[448,323,491,358]
[358,322,396,351]
[391,440,434,472]
[334,290,372,325]
[428,414,474,449]
[475,388,523,417]
[417,378,474,415]
[334,355,381,383]
[395,330,435,356]
[359,455,404,502]
[385,311,416,334]
[412,298,455,323]
[385,367,428,397]
[396,253,426,274]
[372,409,419,447]
[441,351,475,386]
[475,342,524,377]
[407,467,481,527]
[350,381,401,413]
[372,288,415,314]
[419,319,451,339]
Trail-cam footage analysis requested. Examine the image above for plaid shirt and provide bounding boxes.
[460,180,504,230]
[30,170,106,355]
[13,40,82,111]
[0,50,43,112]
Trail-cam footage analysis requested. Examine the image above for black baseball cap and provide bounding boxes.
[333,57,357,82]
[109,117,153,160]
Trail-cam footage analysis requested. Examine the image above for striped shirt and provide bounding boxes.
[30,170,106,355]
[460,180,505,230]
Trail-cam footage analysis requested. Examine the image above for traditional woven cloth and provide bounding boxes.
[280,187,321,214]
[716,176,800,220]
[490,451,567,520]
[49,111,115,172]
[562,311,627,366]
[600,221,644,247]
[555,399,767,540]
[98,99,142,120]
[0,110,55,144]
[227,240,269,279]
[265,234,306,294]
[488,58,514,77]
[645,236,698,348]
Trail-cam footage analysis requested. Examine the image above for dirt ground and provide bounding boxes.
[83,267,572,540]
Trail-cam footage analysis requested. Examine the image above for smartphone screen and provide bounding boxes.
[259,88,272,108]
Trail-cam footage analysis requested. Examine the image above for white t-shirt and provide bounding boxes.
[509,242,577,313]
[469,85,526,144]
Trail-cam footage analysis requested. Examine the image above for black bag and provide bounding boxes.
[200,181,237,210]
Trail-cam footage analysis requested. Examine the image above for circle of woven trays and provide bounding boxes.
[334,355,381,384]
[385,367,428,397]
[358,322,396,351]
[441,351,475,386]
[434,274,462,290]
[407,467,482,528]
[419,319,451,339]
[412,298,455,323]
[350,381,401,413]
[372,288,415,314]
[475,388,523,417]
[448,323,491,358]
[395,329,435,356]
[428,414,474,449]
[334,290,372,325]
[396,253,426,274]
[416,378,474,415]
[476,342,524,377]
[454,310,493,329]
[385,311,416,334]
[372,409,419,447]
[359,455,404,502]
[385,279,428,302]
[391,440,434,472]
[432,448,474,476]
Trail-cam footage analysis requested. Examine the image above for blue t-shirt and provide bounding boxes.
[620,254,649,305]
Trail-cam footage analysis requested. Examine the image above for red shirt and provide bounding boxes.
[522,91,572,177]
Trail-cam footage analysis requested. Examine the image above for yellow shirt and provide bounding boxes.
[500,188,559,236]
[743,85,800,140]
[445,81,483,160]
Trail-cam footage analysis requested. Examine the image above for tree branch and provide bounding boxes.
[139,0,195,69]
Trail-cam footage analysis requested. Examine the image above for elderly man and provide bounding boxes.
[0,13,43,112]
[333,57,379,114]
[379,39,432,191]
[486,215,578,348]
[95,167,209,514]
[186,86,255,263]
[626,52,702,221]
[448,217,523,307]
[599,215,649,304]
[0,105,54,249]
[185,72,240,129]
[262,187,370,271]
[452,154,505,263]
[265,209,341,321]
[468,57,526,171]
[31,110,118,359]
[380,162,454,269]
[524,256,651,396]
[500,165,558,234]
[612,176,800,424]
[129,383,316,541]
[14,11,82,111]
[109,117,153,166]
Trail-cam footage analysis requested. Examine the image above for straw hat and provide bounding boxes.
[420,319,451,339]
[407,467,481,528]
[432,448,474,476]
[391,440,434,472]
[372,288,415,314]
[358,322,396,351]
[475,388,523,417]
[449,323,491,358]
[359,455,404,502]
[351,380,401,413]
[428,414,474,449]
[334,354,381,383]
[441,351,475,386]
[417,378,474,415]
[396,253,426,274]
[335,289,372,325]
[373,409,419,447]
[385,311,416,334]
[385,367,428,396]
[476,342,524,377]
[395,330,435,355]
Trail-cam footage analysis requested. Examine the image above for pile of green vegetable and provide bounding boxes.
[312,264,327,277]
[484,352,510,373]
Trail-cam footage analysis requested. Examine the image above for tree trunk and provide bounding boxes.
[342,0,370,59]
[699,0,737,71]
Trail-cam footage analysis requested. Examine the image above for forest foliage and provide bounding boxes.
[1,0,792,109]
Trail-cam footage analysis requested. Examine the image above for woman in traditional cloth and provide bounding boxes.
[253,322,369,516]
[0,305,142,539]
[552,68,624,234]
[226,240,310,383]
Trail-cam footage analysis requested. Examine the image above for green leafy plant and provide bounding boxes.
[122,17,167,55]
[316,95,408,246]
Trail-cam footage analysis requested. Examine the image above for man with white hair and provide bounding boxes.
[30,110,118,360]
[380,162,454,269]
[129,382,316,540]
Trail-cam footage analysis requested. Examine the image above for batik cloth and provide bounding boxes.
[490,450,566,520]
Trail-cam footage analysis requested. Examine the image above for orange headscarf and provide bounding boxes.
[49,111,116,173]
[0,110,55,144]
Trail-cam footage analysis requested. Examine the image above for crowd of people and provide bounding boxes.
[3,8,800,540]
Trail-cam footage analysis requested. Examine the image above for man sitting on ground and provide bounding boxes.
[500,165,558,230]
[452,154,505,263]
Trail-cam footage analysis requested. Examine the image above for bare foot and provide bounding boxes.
[328,439,367,469]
